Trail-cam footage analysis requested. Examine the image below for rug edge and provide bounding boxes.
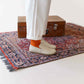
[0,47,18,72]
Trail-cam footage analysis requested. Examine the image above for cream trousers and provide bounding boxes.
[25,0,51,40]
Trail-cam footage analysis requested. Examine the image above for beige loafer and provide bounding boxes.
[29,43,56,55]
[41,39,56,49]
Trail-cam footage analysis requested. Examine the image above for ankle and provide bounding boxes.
[30,40,41,48]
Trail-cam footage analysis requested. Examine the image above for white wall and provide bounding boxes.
[50,0,84,25]
[0,0,84,32]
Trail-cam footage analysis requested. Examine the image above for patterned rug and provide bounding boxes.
[0,23,84,72]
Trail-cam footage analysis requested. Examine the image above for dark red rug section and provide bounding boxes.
[0,23,84,72]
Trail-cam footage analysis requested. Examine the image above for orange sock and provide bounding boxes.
[30,40,41,48]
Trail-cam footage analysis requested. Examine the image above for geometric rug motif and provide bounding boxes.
[0,23,84,72]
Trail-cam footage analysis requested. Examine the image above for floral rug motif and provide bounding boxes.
[0,23,84,72]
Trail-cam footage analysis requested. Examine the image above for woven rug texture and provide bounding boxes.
[0,23,84,72]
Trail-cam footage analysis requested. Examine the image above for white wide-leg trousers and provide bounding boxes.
[25,0,51,40]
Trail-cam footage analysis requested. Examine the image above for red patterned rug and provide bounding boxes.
[0,23,84,72]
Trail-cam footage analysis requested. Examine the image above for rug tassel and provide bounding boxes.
[0,50,15,72]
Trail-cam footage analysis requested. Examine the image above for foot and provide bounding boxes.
[41,39,56,49]
[29,43,56,55]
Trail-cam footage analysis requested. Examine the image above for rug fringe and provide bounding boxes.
[0,50,16,72]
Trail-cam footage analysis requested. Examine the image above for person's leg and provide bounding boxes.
[25,0,56,55]
[25,0,51,40]
[39,0,51,35]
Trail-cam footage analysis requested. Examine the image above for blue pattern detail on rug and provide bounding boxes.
[0,23,84,72]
